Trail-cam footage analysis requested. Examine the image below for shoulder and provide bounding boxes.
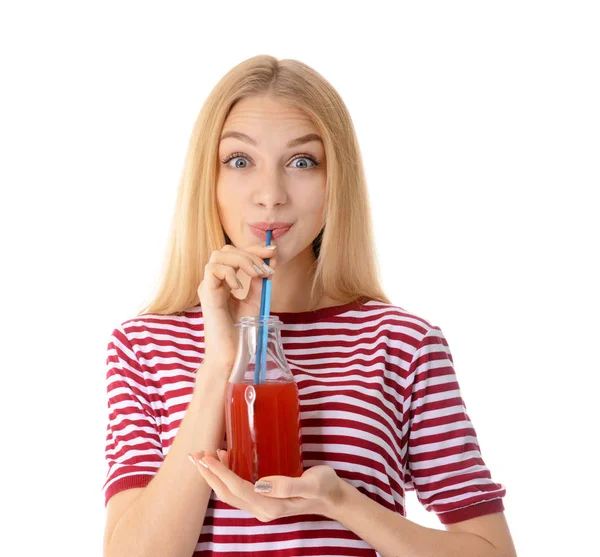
[110,305,204,344]
[105,305,206,392]
[106,305,205,368]
[354,299,440,344]
[336,299,451,380]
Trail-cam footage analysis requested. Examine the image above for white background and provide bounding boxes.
[1,1,598,556]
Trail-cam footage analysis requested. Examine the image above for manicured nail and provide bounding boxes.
[254,481,272,493]
[252,263,265,275]
[188,452,209,469]
[262,264,275,275]
[200,458,211,470]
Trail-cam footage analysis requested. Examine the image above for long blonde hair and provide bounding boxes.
[139,55,390,316]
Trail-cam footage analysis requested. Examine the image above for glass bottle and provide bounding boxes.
[225,315,304,484]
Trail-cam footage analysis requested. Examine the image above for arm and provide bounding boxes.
[328,479,517,557]
[104,366,229,557]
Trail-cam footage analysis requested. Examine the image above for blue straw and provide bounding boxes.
[254,230,273,385]
[259,280,272,384]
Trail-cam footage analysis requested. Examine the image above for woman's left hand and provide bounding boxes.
[188,450,343,522]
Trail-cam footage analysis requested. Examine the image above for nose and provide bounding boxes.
[251,169,288,209]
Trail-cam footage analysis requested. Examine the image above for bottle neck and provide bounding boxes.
[230,316,291,383]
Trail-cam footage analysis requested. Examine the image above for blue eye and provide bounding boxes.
[289,156,318,169]
[224,155,250,169]
[221,152,321,169]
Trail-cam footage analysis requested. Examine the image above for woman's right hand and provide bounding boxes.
[197,243,277,373]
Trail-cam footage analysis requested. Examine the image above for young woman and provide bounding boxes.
[102,55,517,557]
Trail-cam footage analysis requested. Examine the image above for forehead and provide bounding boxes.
[223,95,316,130]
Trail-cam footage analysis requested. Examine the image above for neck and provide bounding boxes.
[269,246,321,312]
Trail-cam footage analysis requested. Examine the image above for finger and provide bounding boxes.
[203,263,246,292]
[192,457,248,509]
[261,249,278,275]
[195,456,284,520]
[201,456,282,507]
[217,449,230,467]
[214,263,244,290]
[188,449,218,464]
[254,475,319,499]
[209,249,275,278]
[200,456,250,498]
[222,242,278,262]
[234,245,278,277]
[267,254,278,271]
[205,259,265,290]
[188,452,251,508]
[242,243,279,257]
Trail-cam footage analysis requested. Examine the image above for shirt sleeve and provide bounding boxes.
[405,326,507,524]
[102,325,164,506]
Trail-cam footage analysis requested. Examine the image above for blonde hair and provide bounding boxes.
[139,54,390,316]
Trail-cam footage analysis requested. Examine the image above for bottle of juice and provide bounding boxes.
[225,315,303,484]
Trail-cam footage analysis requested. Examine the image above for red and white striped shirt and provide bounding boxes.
[103,298,506,555]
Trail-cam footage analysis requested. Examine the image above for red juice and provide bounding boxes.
[226,380,303,483]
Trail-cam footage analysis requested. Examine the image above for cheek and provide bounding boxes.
[216,182,226,217]
[216,181,238,227]
[297,185,326,217]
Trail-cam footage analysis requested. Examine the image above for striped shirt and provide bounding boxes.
[103,298,506,555]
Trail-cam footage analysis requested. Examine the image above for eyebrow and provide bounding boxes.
[219,131,323,148]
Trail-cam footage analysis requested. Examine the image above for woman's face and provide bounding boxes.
[216,95,327,265]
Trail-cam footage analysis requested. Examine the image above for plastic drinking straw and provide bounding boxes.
[259,279,273,384]
[254,229,273,385]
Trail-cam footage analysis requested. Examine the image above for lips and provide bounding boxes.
[249,222,293,240]
[250,222,294,231]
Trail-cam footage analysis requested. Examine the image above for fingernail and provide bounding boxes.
[188,451,209,469]
[262,264,275,275]
[200,458,211,470]
[265,245,277,250]
[254,481,272,493]
[252,263,265,275]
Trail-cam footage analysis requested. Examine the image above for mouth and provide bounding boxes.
[249,222,294,240]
